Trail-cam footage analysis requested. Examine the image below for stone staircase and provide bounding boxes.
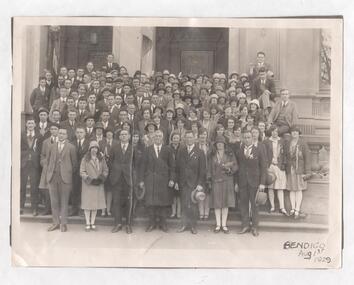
[20,180,329,233]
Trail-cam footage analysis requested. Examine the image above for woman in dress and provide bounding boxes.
[264,126,288,215]
[80,141,109,231]
[208,135,238,233]
[286,126,312,219]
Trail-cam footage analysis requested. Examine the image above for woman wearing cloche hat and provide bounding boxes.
[208,135,238,234]
[80,141,109,231]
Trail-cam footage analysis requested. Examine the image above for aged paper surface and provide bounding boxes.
[11,17,342,268]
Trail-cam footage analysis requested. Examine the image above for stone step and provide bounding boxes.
[20,210,328,233]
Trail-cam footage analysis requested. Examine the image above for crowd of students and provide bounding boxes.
[21,51,312,236]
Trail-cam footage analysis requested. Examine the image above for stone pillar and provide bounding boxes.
[112,27,121,63]
[228,28,240,75]
[140,27,156,76]
[112,27,142,74]
[23,26,48,113]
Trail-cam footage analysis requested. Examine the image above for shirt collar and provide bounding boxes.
[27,130,34,136]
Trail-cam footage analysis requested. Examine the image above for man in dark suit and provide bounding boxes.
[104,54,119,73]
[235,129,267,237]
[35,108,51,141]
[175,130,206,234]
[139,130,175,232]
[46,127,78,232]
[20,117,42,216]
[109,129,134,234]
[84,116,96,140]
[77,97,90,124]
[30,76,51,121]
[251,67,276,110]
[69,125,89,216]
[86,93,100,122]
[60,108,78,142]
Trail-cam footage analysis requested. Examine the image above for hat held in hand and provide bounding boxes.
[191,187,206,204]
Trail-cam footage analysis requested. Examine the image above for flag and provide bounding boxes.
[52,47,58,75]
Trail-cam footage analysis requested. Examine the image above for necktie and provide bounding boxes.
[58,142,63,153]
[78,140,82,149]
[122,144,126,154]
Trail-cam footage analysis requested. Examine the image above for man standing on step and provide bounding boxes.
[139,130,175,233]
[46,127,78,232]
[235,129,267,237]
[109,129,134,234]
[175,130,206,234]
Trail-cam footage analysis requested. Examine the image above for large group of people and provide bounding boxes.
[21,51,312,237]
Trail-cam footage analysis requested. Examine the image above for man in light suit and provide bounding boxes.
[235,129,267,237]
[46,127,78,232]
[49,87,68,122]
[267,88,299,136]
[109,129,134,234]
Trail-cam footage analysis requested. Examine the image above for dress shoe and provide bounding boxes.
[190,227,198,234]
[126,225,132,234]
[40,210,51,216]
[177,225,187,233]
[32,210,38,217]
[251,227,259,237]
[111,224,122,233]
[160,224,168,233]
[85,225,91,232]
[214,226,221,233]
[145,224,156,232]
[237,226,251,234]
[91,224,97,231]
[222,226,230,234]
[60,224,67,232]
[47,224,60,232]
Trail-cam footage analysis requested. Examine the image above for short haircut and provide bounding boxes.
[257,51,266,57]
[39,76,46,81]
[185,130,194,137]
[280,88,289,94]
[242,128,252,135]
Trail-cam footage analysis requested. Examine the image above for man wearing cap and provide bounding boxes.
[20,116,42,216]
[235,129,267,237]
[175,130,206,234]
[267,88,299,136]
[46,127,78,232]
[36,108,51,141]
[109,129,134,234]
[139,130,175,232]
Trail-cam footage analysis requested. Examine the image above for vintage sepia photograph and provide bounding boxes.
[11,17,342,268]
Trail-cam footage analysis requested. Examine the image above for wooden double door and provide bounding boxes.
[156,27,229,75]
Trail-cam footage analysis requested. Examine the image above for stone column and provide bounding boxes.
[23,26,48,113]
[140,27,156,76]
[112,27,142,74]
[228,28,240,75]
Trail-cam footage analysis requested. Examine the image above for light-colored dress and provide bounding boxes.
[80,156,108,210]
[268,137,287,190]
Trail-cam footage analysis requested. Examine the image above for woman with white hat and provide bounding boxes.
[80,140,109,231]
